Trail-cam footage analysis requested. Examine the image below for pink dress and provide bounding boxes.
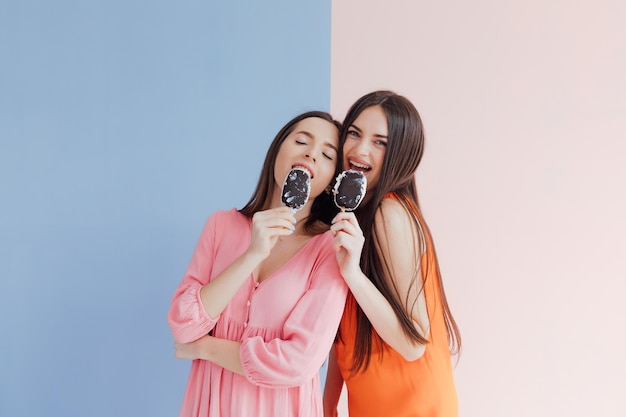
[168,208,348,417]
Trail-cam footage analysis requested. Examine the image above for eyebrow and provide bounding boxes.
[350,123,388,139]
[295,130,338,152]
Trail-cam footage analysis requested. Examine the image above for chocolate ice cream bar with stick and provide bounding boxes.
[332,170,367,212]
[281,167,311,211]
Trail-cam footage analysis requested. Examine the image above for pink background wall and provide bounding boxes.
[331,1,626,415]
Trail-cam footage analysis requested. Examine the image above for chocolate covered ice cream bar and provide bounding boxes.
[333,170,367,211]
[281,167,311,211]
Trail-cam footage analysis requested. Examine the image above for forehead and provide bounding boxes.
[353,106,388,133]
[292,117,339,145]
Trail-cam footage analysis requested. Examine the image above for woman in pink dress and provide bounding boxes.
[168,111,349,417]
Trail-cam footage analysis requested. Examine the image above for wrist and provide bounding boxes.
[343,269,367,288]
[200,336,215,361]
[242,246,267,265]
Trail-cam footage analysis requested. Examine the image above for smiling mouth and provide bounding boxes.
[348,160,371,172]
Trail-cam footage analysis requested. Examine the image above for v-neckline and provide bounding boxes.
[249,227,322,286]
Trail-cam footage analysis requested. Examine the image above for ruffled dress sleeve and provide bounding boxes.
[167,212,222,343]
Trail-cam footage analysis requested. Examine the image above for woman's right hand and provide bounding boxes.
[196,206,295,319]
[330,211,365,281]
[247,206,296,259]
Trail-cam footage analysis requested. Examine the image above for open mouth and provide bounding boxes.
[347,160,371,172]
[292,165,314,179]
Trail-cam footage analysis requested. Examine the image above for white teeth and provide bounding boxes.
[293,166,313,178]
[350,161,370,170]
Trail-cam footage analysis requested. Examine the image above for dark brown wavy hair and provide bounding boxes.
[340,91,461,373]
[239,111,342,235]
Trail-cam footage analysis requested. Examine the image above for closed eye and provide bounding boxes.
[322,152,333,160]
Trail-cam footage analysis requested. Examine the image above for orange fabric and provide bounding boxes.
[334,195,458,417]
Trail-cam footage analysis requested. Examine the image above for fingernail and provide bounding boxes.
[290,208,297,214]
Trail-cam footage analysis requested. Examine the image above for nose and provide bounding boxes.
[354,139,370,156]
[305,146,317,162]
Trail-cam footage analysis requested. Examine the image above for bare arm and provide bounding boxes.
[174,235,348,388]
[199,207,296,318]
[174,335,244,375]
[323,345,344,417]
[168,207,296,342]
[331,199,429,361]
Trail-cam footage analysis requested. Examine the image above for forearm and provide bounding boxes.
[189,336,245,376]
[199,249,264,318]
[344,271,425,361]
[323,346,344,417]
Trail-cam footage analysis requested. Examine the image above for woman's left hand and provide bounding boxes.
[174,335,245,374]
[174,335,211,360]
[330,211,365,281]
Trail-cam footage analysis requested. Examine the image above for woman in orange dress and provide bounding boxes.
[324,91,462,417]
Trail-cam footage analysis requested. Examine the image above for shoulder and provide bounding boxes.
[211,207,246,221]
[309,230,336,255]
[375,196,415,234]
[308,231,346,284]
[373,196,425,263]
[204,208,249,233]
[300,230,340,268]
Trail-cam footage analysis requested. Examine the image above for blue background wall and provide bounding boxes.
[0,1,331,415]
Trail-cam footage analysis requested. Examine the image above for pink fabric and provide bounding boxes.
[168,208,348,417]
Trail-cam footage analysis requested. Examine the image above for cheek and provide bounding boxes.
[374,149,386,166]
[321,162,337,182]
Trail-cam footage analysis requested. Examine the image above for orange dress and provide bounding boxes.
[334,205,458,417]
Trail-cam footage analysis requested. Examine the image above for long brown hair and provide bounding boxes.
[239,111,342,234]
[340,91,461,372]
